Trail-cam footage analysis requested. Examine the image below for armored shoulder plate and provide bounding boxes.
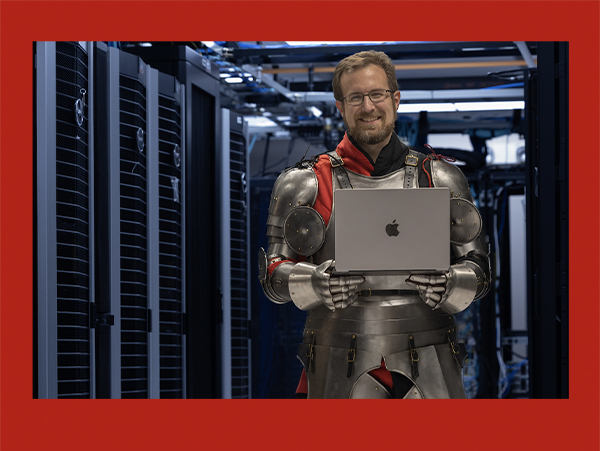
[430,159,472,201]
[430,160,482,244]
[268,167,319,220]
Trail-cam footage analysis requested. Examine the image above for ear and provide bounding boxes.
[393,91,401,110]
[335,100,344,117]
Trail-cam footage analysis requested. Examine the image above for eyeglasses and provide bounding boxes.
[341,89,394,106]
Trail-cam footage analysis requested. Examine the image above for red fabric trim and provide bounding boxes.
[368,359,393,390]
[295,359,393,396]
[311,133,374,225]
[267,259,292,276]
[296,369,308,394]
[312,156,334,226]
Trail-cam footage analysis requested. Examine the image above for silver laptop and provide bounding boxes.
[334,188,450,274]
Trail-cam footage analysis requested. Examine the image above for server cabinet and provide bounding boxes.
[124,45,223,398]
[156,72,186,398]
[103,47,153,398]
[36,43,186,398]
[525,42,569,399]
[220,110,251,398]
[102,48,187,398]
[36,41,95,398]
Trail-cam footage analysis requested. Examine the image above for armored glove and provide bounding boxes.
[289,259,365,311]
[405,262,478,314]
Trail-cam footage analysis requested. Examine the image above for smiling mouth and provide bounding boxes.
[359,117,381,123]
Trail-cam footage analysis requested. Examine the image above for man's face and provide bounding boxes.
[335,65,401,147]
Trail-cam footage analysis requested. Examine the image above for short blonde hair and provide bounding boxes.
[332,50,399,101]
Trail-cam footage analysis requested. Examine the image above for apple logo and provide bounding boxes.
[386,219,400,237]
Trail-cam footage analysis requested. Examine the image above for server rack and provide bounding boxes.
[124,44,223,398]
[220,110,251,398]
[156,72,186,398]
[525,42,569,399]
[36,42,186,398]
[102,47,187,398]
[36,41,95,398]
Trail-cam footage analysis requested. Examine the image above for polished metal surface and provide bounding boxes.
[350,373,392,399]
[430,158,473,201]
[450,198,482,244]
[268,167,318,218]
[439,262,478,314]
[288,261,335,311]
[284,206,326,256]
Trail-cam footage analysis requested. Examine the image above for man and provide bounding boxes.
[258,51,490,398]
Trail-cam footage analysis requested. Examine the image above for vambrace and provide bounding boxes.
[439,262,479,314]
[456,250,491,300]
[258,247,292,304]
[288,261,336,311]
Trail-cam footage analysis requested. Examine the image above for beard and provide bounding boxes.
[344,109,396,147]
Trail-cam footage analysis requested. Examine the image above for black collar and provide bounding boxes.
[348,133,411,176]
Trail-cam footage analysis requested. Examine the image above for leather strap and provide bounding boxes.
[408,334,419,378]
[447,327,463,369]
[347,334,357,378]
[328,151,353,190]
[306,331,316,371]
[404,150,419,189]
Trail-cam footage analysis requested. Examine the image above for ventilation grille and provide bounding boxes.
[229,128,249,398]
[55,42,91,399]
[157,94,184,399]
[119,75,148,399]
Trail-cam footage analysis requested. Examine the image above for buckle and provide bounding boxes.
[347,349,356,363]
[410,348,420,362]
[405,154,418,167]
[447,328,459,355]
[329,155,344,168]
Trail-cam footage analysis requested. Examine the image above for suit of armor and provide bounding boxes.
[259,132,490,398]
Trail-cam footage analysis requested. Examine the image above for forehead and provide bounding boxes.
[339,65,388,95]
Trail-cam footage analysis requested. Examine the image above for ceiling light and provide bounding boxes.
[397,103,457,113]
[308,106,323,117]
[454,101,524,111]
[397,101,524,113]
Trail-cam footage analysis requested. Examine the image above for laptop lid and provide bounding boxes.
[334,188,450,274]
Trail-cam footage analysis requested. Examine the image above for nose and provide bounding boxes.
[360,95,376,111]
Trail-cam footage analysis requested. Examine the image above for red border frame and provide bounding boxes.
[1,1,598,449]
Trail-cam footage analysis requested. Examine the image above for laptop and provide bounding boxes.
[333,188,450,274]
